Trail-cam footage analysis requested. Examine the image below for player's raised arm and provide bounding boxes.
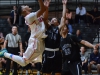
[43,0,51,29]
[37,0,46,17]
[58,0,67,29]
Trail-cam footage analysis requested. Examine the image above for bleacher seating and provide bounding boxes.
[0,17,98,49]
[0,0,99,16]
[0,18,28,40]
[72,23,99,44]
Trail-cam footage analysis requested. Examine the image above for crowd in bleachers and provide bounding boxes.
[0,1,100,75]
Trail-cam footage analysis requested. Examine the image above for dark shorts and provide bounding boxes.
[62,60,82,75]
[42,50,62,73]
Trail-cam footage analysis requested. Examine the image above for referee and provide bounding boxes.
[3,26,23,75]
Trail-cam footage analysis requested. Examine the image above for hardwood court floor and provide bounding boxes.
[0,70,98,75]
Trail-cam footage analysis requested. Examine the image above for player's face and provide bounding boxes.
[21,5,32,12]
[62,25,68,33]
[51,18,58,26]
[80,47,85,53]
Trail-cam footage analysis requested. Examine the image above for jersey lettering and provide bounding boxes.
[62,44,71,55]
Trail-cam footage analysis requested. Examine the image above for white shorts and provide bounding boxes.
[23,37,45,64]
[32,54,42,63]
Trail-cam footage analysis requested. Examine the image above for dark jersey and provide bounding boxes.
[45,26,61,49]
[60,34,82,62]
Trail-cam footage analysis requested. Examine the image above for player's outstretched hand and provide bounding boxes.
[44,0,51,7]
[93,44,99,50]
[62,0,68,4]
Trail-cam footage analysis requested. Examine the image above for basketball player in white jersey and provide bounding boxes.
[0,0,49,66]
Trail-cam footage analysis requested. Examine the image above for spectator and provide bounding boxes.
[66,20,73,34]
[87,6,100,25]
[88,47,100,75]
[76,29,83,39]
[66,8,73,24]
[75,3,86,24]
[0,32,4,49]
[80,46,88,74]
[3,26,23,75]
[7,6,18,27]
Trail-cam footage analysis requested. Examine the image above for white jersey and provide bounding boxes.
[23,12,47,63]
[32,54,42,63]
[25,12,47,39]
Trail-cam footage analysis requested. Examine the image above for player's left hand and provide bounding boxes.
[93,44,99,50]
[62,0,68,4]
